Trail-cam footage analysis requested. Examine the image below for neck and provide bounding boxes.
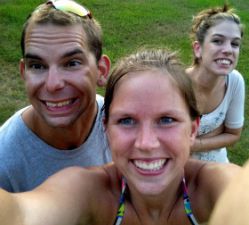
[22,102,98,150]
[127,174,183,223]
[187,66,225,93]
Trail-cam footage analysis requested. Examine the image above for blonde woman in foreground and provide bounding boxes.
[0,49,241,225]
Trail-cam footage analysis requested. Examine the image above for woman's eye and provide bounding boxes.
[231,42,240,48]
[159,117,174,125]
[212,39,222,45]
[118,118,135,126]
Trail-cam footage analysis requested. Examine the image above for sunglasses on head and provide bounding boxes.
[47,0,92,19]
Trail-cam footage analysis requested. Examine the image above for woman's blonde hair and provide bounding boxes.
[103,48,200,122]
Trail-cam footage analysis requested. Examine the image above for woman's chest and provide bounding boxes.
[196,88,225,116]
[120,202,199,225]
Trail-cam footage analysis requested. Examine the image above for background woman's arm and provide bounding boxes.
[191,126,242,152]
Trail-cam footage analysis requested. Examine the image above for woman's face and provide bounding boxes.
[105,70,198,195]
[194,20,241,76]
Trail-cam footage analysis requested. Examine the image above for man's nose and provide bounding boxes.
[45,67,65,92]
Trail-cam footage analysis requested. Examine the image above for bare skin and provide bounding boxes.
[209,160,249,225]
[0,160,240,225]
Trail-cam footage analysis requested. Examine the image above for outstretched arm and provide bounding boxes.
[209,161,249,225]
[193,161,241,221]
[0,166,94,225]
[0,189,23,225]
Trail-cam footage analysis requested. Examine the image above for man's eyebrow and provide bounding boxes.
[62,49,85,58]
[24,49,86,60]
[24,53,42,60]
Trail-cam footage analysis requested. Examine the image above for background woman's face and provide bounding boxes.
[197,20,241,76]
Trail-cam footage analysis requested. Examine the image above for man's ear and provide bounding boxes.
[19,58,25,80]
[190,117,200,145]
[193,41,202,59]
[97,55,111,87]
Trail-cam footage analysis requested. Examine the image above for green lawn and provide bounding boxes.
[0,0,248,165]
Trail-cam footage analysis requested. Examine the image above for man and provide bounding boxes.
[0,0,112,192]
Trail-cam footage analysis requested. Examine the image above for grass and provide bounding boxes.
[0,0,248,165]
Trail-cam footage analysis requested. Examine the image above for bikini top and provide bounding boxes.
[113,176,199,225]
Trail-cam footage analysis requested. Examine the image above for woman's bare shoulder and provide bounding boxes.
[184,159,241,222]
[186,159,241,180]
[198,161,241,183]
[185,159,241,198]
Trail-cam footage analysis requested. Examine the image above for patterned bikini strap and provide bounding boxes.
[114,176,199,225]
[182,177,199,225]
[114,177,126,225]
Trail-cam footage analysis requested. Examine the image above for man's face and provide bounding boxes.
[20,23,99,128]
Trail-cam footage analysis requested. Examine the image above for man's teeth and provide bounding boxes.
[216,59,231,65]
[46,100,71,107]
[134,159,166,171]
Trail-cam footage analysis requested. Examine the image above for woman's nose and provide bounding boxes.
[134,125,160,151]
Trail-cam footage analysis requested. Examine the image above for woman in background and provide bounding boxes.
[186,4,245,162]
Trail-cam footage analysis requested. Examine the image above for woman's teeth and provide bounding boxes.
[134,159,166,171]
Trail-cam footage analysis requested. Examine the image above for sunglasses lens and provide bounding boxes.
[48,0,91,18]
